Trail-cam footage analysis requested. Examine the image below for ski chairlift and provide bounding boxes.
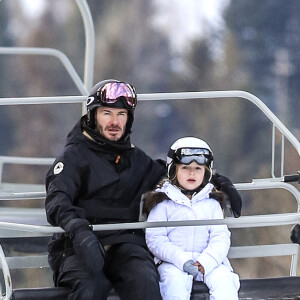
[0,171,299,300]
[1,0,300,299]
[0,112,299,300]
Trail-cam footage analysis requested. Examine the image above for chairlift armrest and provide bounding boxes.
[0,244,12,300]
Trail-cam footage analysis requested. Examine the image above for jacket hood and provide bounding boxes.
[158,181,214,206]
[65,118,88,146]
[143,181,214,216]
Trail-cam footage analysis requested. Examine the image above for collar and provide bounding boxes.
[157,181,213,206]
[81,116,134,152]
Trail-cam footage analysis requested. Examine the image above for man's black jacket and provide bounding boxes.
[45,118,166,270]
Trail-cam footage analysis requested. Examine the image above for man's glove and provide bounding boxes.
[183,260,198,279]
[211,173,242,218]
[290,224,300,244]
[65,219,105,274]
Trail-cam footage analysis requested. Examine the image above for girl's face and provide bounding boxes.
[176,162,206,191]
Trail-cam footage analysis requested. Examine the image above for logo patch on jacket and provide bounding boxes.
[53,162,64,175]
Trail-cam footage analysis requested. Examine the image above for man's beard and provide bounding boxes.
[96,124,125,141]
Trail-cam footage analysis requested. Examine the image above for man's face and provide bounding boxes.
[95,107,128,141]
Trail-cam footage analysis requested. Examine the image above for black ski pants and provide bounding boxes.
[54,242,162,300]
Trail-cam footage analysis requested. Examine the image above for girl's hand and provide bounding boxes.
[194,261,205,274]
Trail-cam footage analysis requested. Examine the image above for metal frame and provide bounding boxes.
[0,0,94,108]
[0,47,88,96]
[0,245,12,300]
[0,91,299,184]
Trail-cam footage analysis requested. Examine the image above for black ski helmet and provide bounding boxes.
[86,79,137,135]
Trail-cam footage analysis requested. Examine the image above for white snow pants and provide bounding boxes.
[158,262,240,300]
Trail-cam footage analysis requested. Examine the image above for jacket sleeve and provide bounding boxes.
[134,147,166,192]
[45,146,89,231]
[146,202,191,271]
[147,158,166,190]
[196,203,231,275]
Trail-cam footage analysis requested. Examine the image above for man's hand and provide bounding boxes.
[290,224,300,244]
[211,173,242,218]
[65,218,105,274]
[72,227,105,274]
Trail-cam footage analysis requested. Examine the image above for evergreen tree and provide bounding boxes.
[225,0,300,129]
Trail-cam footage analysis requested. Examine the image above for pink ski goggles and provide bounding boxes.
[96,82,137,108]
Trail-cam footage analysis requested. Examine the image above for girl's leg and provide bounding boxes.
[204,264,240,300]
[159,262,193,300]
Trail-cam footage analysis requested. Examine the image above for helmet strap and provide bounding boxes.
[180,185,202,196]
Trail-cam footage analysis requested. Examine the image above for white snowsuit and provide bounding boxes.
[146,181,240,300]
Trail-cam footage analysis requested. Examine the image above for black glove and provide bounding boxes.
[65,218,105,274]
[290,224,300,244]
[73,227,105,274]
[211,173,242,218]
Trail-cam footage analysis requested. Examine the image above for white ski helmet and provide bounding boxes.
[166,137,214,180]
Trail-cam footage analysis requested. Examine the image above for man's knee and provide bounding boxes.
[56,255,112,300]
[86,276,111,296]
[123,245,159,283]
[67,275,112,300]
[107,243,161,299]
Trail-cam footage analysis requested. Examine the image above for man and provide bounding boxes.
[45,79,242,300]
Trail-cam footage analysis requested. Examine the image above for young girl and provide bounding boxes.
[144,137,240,300]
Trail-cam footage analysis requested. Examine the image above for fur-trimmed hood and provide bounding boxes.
[143,191,170,216]
[143,181,225,217]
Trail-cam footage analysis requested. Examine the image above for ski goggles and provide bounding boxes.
[96,82,137,108]
[174,148,212,165]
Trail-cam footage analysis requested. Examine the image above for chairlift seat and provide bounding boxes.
[12,287,70,300]
[11,277,300,300]
[238,276,300,298]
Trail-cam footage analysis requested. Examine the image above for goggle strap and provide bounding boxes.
[167,148,175,159]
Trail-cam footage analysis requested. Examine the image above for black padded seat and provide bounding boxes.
[11,283,211,300]
[12,287,120,300]
[11,277,300,300]
[12,287,70,300]
[239,276,300,299]
[191,281,210,299]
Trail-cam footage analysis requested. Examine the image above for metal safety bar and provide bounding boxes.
[0,213,299,236]
[0,90,299,153]
[2,244,299,274]
[0,47,88,96]
[0,245,12,300]
[0,0,94,108]
[0,156,54,188]
[74,0,95,92]
[0,180,299,202]
[0,91,299,194]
